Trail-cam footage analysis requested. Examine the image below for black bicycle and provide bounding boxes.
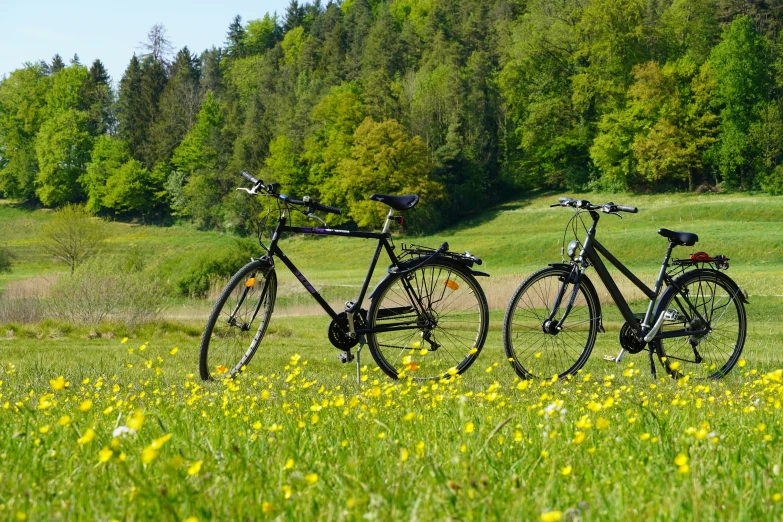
[503,197,748,380]
[199,172,490,382]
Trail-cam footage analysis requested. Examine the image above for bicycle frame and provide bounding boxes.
[260,207,422,336]
[558,210,710,363]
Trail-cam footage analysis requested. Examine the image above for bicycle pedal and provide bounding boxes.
[338,351,354,364]
[663,309,680,321]
[603,355,619,363]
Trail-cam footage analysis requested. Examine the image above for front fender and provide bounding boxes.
[548,263,605,334]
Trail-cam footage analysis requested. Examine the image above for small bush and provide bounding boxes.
[0,246,13,273]
[762,165,783,196]
[49,254,166,329]
[0,288,45,324]
[175,240,257,297]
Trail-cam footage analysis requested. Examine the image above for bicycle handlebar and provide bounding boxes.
[241,171,260,185]
[239,172,343,215]
[553,197,638,214]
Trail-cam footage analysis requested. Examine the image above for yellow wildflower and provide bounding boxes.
[49,376,66,391]
[98,446,113,463]
[188,460,202,475]
[78,428,95,445]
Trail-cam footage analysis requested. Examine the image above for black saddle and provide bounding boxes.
[658,228,698,246]
[369,194,419,211]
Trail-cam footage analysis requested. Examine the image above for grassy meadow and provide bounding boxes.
[1,192,783,520]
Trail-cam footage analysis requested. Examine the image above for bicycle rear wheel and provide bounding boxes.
[199,259,277,380]
[655,269,746,379]
[503,266,599,379]
[367,261,489,380]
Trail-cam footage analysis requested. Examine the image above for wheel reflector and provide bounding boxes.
[444,279,459,290]
[245,277,256,287]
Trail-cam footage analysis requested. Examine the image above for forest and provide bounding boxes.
[1,0,783,232]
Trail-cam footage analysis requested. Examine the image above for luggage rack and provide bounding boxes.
[398,243,482,268]
[669,252,730,278]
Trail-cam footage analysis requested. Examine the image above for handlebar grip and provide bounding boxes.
[617,205,638,213]
[559,197,575,204]
[439,242,449,252]
[311,201,343,215]
[241,171,260,185]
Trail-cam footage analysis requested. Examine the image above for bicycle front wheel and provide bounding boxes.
[655,269,746,379]
[199,259,277,381]
[367,261,489,380]
[503,266,599,379]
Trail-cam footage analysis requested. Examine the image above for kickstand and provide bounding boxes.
[648,344,657,380]
[356,335,365,385]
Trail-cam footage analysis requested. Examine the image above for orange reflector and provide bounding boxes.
[444,279,459,290]
[216,365,228,375]
[245,277,256,287]
[404,362,420,371]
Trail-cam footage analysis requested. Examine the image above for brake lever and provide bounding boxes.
[236,183,262,195]
[305,212,327,226]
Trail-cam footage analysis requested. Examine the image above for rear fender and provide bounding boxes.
[369,257,480,300]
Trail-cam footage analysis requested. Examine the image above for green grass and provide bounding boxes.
[1,192,783,520]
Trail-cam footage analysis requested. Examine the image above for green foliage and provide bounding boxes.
[172,91,223,174]
[35,109,92,206]
[175,240,256,297]
[102,159,163,216]
[0,245,13,273]
[592,58,718,190]
[82,135,129,212]
[3,3,783,234]
[0,64,49,199]
[709,16,772,189]
[337,118,442,228]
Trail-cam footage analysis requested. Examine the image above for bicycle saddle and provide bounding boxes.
[369,194,419,211]
[658,228,698,246]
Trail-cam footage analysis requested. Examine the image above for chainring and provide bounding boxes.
[619,320,647,354]
[328,310,367,351]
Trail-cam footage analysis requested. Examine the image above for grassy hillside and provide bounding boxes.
[3,192,782,297]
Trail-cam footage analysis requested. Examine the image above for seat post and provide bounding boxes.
[381,207,394,234]
[641,241,676,329]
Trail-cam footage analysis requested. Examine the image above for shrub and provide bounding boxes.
[0,246,13,273]
[762,165,783,196]
[175,240,256,297]
[48,253,166,329]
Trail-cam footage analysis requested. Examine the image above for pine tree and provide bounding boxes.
[225,15,247,58]
[51,54,65,74]
[81,59,114,136]
[118,56,148,159]
[150,47,203,164]
[284,1,306,33]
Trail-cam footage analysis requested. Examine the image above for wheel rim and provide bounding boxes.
[658,275,744,379]
[370,263,486,380]
[506,270,596,379]
[205,269,275,380]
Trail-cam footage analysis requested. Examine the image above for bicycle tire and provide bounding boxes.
[366,260,489,380]
[199,259,277,381]
[655,269,746,380]
[503,265,599,379]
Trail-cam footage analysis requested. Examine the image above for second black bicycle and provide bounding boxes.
[503,197,748,380]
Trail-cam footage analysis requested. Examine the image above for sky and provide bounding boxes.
[1,0,291,82]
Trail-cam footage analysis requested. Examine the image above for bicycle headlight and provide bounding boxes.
[567,240,581,259]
